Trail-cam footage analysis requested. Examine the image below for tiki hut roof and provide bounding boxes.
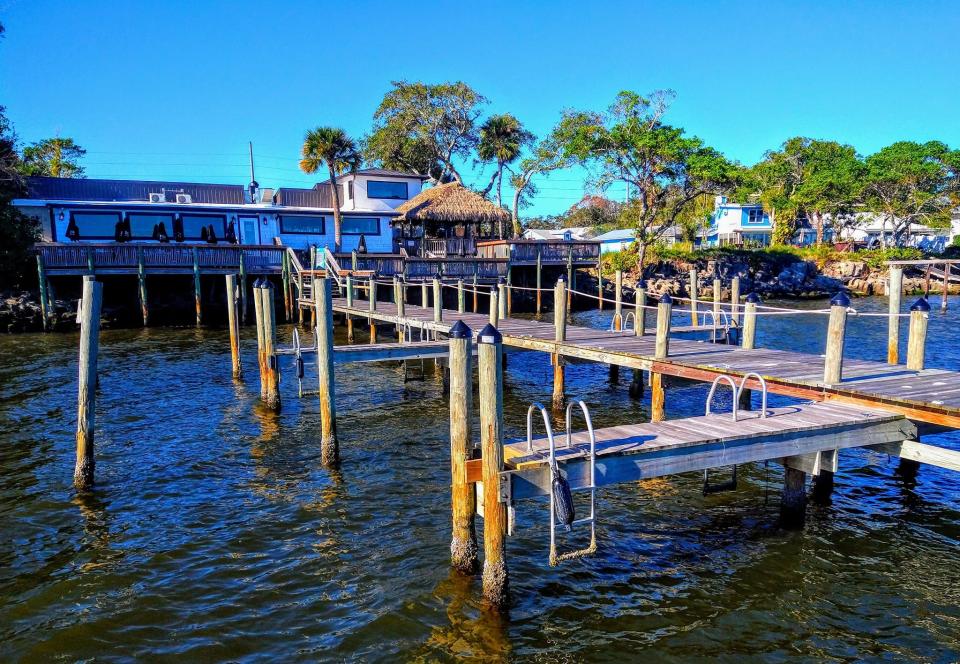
[393,182,510,225]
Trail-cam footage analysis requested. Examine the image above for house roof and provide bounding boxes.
[595,229,636,242]
[523,227,593,240]
[25,176,246,205]
[337,168,430,181]
[273,185,334,208]
[393,182,509,224]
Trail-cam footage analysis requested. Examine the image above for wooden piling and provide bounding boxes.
[506,265,513,316]
[433,276,443,323]
[226,274,242,379]
[478,323,508,609]
[597,257,604,311]
[651,294,672,422]
[448,321,477,574]
[396,276,406,342]
[730,276,741,326]
[36,253,50,331]
[260,282,281,411]
[192,247,202,327]
[346,274,354,307]
[421,280,429,309]
[239,250,250,325]
[489,287,499,327]
[137,246,149,326]
[74,276,102,490]
[315,277,338,465]
[552,278,567,411]
[253,279,266,400]
[497,278,507,321]
[713,277,721,321]
[473,273,479,313]
[369,278,378,343]
[629,283,646,399]
[457,279,465,313]
[887,266,903,364]
[614,270,623,330]
[906,297,930,371]
[941,262,949,312]
[689,268,698,327]
[823,292,849,385]
[780,467,807,529]
[924,264,931,297]
[742,294,758,350]
[566,250,573,313]
[535,247,542,314]
[281,251,292,322]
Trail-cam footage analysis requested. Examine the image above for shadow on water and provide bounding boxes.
[0,297,958,660]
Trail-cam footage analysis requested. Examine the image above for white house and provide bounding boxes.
[705,196,773,247]
[522,227,593,241]
[14,168,429,253]
[594,228,635,254]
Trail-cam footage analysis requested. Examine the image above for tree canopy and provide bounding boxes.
[364,81,486,184]
[21,137,86,178]
[477,113,533,231]
[299,126,360,251]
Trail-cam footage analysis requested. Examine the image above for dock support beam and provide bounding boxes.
[74,276,102,490]
[906,297,930,371]
[887,266,903,364]
[689,268,698,326]
[316,277,338,465]
[780,467,808,529]
[37,253,50,330]
[192,247,202,327]
[535,247,542,315]
[823,292,849,385]
[552,278,567,411]
[478,324,508,610]
[137,246,149,326]
[651,294,672,422]
[448,321,477,574]
[226,274,242,379]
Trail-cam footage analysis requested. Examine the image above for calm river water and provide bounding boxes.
[1,296,958,662]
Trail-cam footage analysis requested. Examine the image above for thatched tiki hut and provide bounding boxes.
[393,182,511,257]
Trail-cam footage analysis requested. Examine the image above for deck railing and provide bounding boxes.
[476,239,600,263]
[36,242,286,272]
[423,237,477,258]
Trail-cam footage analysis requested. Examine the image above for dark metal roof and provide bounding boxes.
[337,168,430,181]
[25,176,247,205]
[273,185,334,208]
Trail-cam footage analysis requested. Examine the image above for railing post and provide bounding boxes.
[281,250,292,322]
[614,270,623,330]
[448,321,477,574]
[433,274,442,323]
[497,276,507,321]
[345,274,354,307]
[226,274,242,379]
[887,266,903,364]
[651,294,672,422]
[689,267,698,327]
[36,253,50,331]
[421,279,429,309]
[730,276,740,326]
[315,277,338,465]
[478,323,508,610]
[552,277,567,411]
[742,292,759,350]
[823,291,849,385]
[457,278,465,313]
[192,246,202,327]
[906,297,930,371]
[74,276,102,490]
[536,246,543,315]
[137,246,149,326]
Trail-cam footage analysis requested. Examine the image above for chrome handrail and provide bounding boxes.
[706,374,740,421]
[526,402,555,453]
[737,371,769,418]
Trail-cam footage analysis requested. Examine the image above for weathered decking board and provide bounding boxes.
[483,403,915,498]
[332,297,960,427]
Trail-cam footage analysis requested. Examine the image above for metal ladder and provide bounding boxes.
[702,372,769,494]
[526,401,598,565]
[402,322,429,382]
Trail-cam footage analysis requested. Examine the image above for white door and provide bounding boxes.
[239,216,260,245]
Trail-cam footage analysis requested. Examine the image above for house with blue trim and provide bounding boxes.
[706,196,773,247]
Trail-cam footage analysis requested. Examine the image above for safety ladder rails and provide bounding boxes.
[702,371,769,494]
[525,401,598,566]
[401,322,431,382]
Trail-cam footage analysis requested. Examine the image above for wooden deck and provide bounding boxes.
[332,297,960,428]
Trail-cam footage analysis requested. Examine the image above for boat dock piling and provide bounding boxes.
[74,275,102,491]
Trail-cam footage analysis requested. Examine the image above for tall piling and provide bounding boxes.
[906,297,930,371]
[74,276,102,490]
[457,279,465,313]
[739,293,760,410]
[226,274,242,379]
[260,282,281,411]
[315,277,338,465]
[689,268,698,326]
[478,323,508,610]
[448,321,477,574]
[651,294,672,422]
[823,291,849,385]
[192,247,202,327]
[489,287,499,327]
[730,276,741,326]
[712,277,721,321]
[368,278,378,343]
[497,277,507,322]
[535,247,542,315]
[887,266,903,364]
[629,282,647,399]
[552,278,567,410]
[433,275,443,323]
[37,253,51,330]
[781,467,808,529]
[137,246,149,326]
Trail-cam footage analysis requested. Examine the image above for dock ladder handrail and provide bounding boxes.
[549,399,598,565]
[622,311,637,333]
[705,375,740,421]
[736,372,769,418]
[322,247,343,289]
[701,309,731,344]
[526,402,555,452]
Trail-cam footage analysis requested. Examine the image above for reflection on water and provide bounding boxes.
[0,297,958,661]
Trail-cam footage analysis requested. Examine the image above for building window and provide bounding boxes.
[341,217,379,235]
[181,214,227,239]
[69,211,122,238]
[129,213,174,238]
[345,181,354,200]
[747,208,765,224]
[280,215,326,234]
[366,180,408,200]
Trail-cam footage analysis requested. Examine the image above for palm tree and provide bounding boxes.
[478,114,533,237]
[299,127,361,251]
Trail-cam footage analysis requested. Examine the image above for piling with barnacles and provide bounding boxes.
[315,276,338,465]
[226,274,242,379]
[651,294,672,422]
[74,276,102,490]
[448,321,478,574]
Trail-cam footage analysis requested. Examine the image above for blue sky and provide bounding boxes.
[2,0,958,217]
